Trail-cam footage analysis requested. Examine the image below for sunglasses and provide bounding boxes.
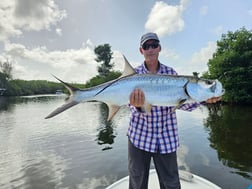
[141,42,159,50]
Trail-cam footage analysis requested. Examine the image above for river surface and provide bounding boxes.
[0,95,251,189]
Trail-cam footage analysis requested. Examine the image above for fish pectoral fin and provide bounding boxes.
[107,104,121,121]
[170,99,187,114]
[178,98,187,105]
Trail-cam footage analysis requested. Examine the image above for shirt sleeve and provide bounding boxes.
[178,102,201,111]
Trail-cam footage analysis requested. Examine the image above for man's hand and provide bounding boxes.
[129,88,145,107]
[205,96,222,104]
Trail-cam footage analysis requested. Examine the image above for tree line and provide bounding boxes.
[1,27,252,104]
[203,27,252,104]
[0,44,120,96]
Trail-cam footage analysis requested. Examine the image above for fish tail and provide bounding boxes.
[45,100,79,119]
[45,75,81,119]
[52,74,79,95]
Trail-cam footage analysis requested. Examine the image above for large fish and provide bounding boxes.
[45,56,224,120]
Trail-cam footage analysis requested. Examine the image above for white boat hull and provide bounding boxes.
[106,169,221,189]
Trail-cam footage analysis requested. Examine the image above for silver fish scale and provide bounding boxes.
[93,74,190,106]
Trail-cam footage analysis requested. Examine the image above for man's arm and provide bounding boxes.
[205,97,222,103]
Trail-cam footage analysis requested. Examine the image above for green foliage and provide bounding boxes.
[94,44,114,77]
[204,105,252,177]
[207,27,252,104]
[0,59,13,81]
[0,72,8,88]
[85,71,121,88]
[5,80,65,96]
[192,72,199,77]
[0,59,12,91]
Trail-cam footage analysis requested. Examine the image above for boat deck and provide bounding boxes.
[106,169,221,189]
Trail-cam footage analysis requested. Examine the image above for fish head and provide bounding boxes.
[186,79,225,102]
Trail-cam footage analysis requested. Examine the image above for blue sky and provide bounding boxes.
[0,0,252,83]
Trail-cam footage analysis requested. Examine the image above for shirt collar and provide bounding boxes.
[142,61,161,74]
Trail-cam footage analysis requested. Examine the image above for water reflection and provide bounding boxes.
[19,153,66,189]
[0,97,16,111]
[1,95,252,189]
[97,123,116,151]
[96,103,117,151]
[0,95,66,111]
[204,104,252,179]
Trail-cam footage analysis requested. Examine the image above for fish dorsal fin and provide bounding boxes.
[170,98,187,114]
[107,104,121,121]
[94,55,135,97]
[120,55,135,78]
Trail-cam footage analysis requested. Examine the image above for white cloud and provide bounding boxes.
[160,48,179,61]
[2,40,126,83]
[84,39,95,49]
[0,0,66,42]
[112,51,125,72]
[145,0,188,37]
[200,6,208,16]
[188,41,217,74]
[173,42,217,75]
[4,40,99,83]
[56,28,62,36]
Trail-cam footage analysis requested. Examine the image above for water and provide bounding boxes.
[0,95,251,189]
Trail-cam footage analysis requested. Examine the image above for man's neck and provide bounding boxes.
[144,60,160,74]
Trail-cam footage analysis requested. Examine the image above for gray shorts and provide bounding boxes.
[128,140,181,189]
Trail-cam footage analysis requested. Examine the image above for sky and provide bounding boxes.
[0,0,252,83]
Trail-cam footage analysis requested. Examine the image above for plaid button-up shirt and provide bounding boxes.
[128,62,200,154]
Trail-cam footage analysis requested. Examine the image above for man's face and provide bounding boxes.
[140,39,161,62]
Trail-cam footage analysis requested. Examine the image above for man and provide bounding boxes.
[128,32,221,189]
